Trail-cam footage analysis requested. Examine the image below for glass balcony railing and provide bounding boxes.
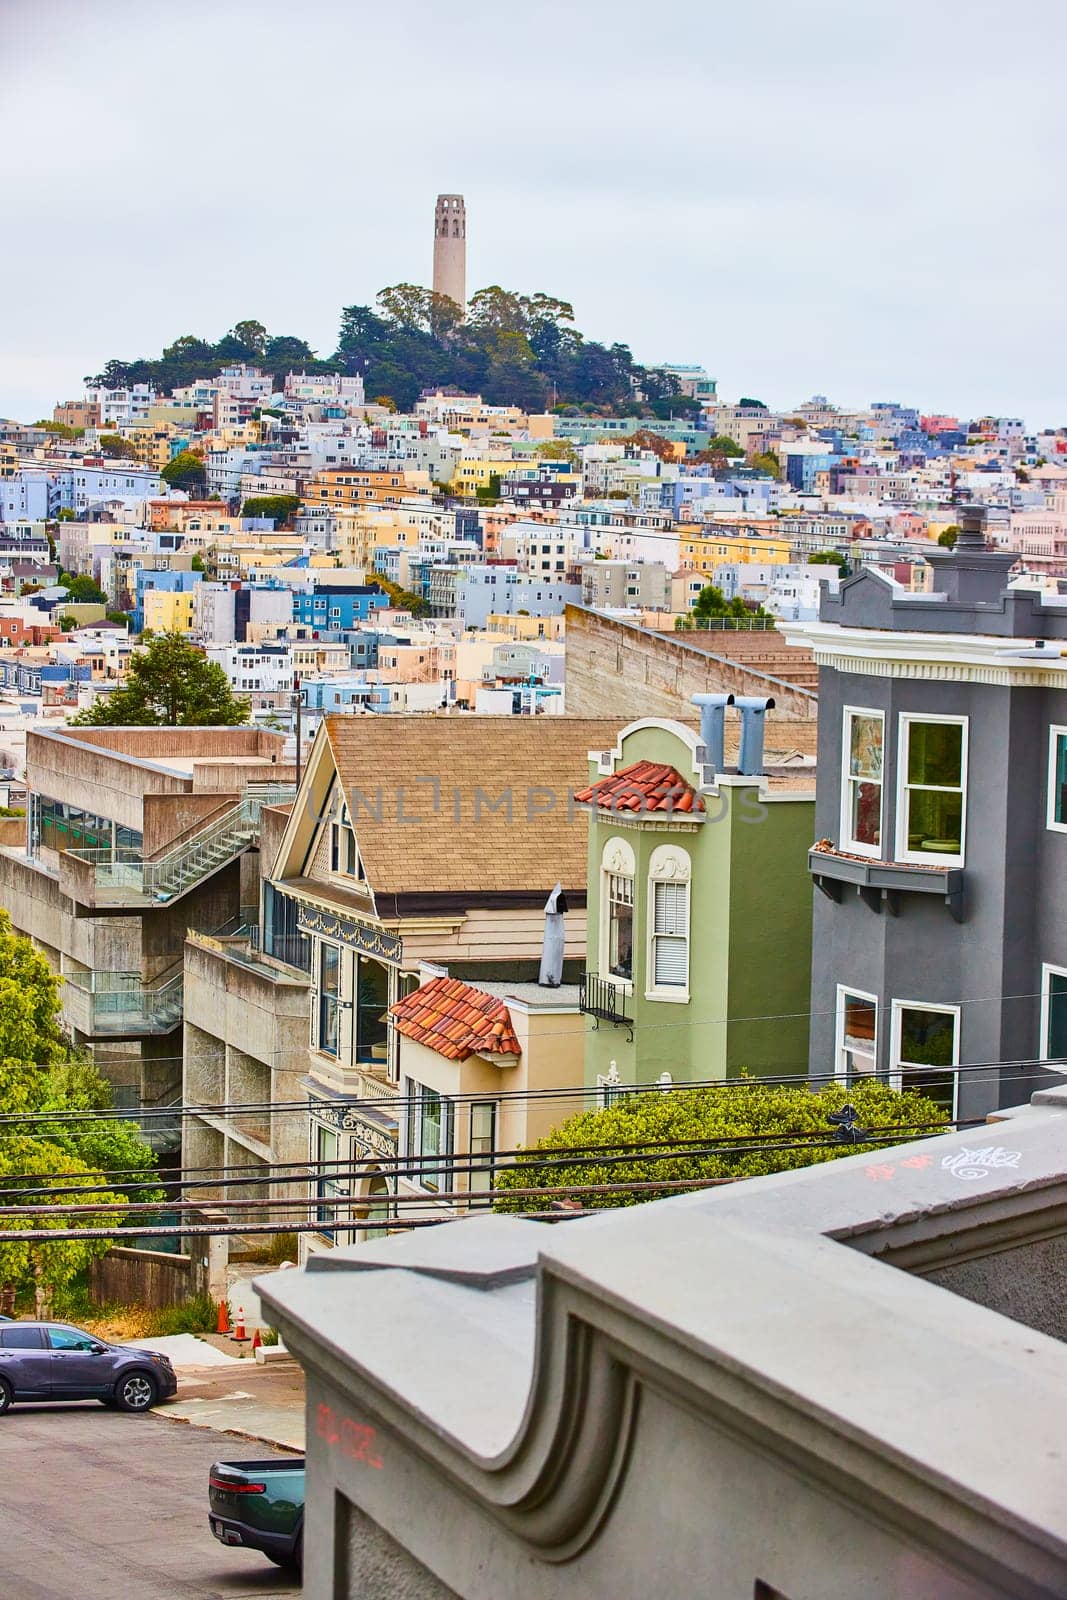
[64,967,184,1035]
[63,783,296,907]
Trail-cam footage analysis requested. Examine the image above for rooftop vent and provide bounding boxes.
[735,695,776,777]
[692,693,734,774]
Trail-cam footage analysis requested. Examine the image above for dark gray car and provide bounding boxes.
[0,1321,177,1414]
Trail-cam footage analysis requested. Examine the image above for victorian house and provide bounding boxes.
[264,713,619,1253]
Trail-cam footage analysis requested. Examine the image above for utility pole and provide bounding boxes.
[294,674,302,776]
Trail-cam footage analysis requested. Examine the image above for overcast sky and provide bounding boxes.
[2,0,1063,425]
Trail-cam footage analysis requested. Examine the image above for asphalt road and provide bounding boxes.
[0,1401,302,1599]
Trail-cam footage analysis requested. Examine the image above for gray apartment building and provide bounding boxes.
[579,558,671,612]
[782,507,1067,1121]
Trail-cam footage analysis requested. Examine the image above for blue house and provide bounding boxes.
[291,585,389,632]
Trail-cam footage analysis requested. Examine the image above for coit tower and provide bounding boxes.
[432,194,466,311]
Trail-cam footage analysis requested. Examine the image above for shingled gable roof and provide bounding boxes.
[389,975,521,1061]
[320,715,623,901]
[573,758,705,815]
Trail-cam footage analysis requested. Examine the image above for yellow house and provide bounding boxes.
[449,458,507,496]
[485,612,565,642]
[142,588,197,634]
[678,529,793,571]
[389,974,585,1214]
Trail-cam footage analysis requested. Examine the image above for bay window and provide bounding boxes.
[647,844,691,999]
[1040,964,1067,1064]
[651,882,689,989]
[841,709,883,855]
[1047,728,1067,832]
[896,715,967,865]
[600,837,636,986]
[317,941,340,1057]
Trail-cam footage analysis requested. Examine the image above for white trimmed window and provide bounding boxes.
[836,986,881,1084]
[1047,728,1067,833]
[890,1000,959,1117]
[896,715,968,866]
[841,708,884,856]
[646,844,691,1000]
[1040,963,1067,1065]
[600,836,635,986]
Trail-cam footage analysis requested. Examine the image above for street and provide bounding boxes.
[0,1402,302,1599]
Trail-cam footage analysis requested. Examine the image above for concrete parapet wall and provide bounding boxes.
[564,606,818,755]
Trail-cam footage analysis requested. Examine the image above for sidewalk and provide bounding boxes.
[158,1356,306,1453]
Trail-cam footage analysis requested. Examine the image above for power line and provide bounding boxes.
[0,1127,953,1213]
[0,1053,1058,1129]
[0,1117,969,1197]
[8,980,1067,1077]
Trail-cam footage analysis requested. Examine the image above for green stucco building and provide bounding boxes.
[574,714,815,1090]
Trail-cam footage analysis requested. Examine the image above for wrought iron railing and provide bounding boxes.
[579,972,634,1027]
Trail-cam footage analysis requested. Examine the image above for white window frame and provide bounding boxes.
[890,998,960,1118]
[835,984,880,1084]
[840,706,884,858]
[645,845,691,1003]
[1040,962,1067,1065]
[599,836,635,992]
[1046,726,1067,834]
[894,713,969,867]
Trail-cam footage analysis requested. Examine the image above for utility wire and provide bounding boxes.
[0,1054,1057,1128]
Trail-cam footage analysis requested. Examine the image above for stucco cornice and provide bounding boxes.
[781,620,1067,687]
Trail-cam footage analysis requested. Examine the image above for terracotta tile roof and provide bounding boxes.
[573,759,705,815]
[323,715,621,898]
[390,975,521,1061]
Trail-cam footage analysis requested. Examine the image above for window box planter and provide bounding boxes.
[808,844,964,922]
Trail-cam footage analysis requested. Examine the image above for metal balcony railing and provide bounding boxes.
[579,972,634,1029]
[65,782,296,906]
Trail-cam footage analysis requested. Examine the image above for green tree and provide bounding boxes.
[0,913,160,1314]
[809,550,847,569]
[938,525,960,548]
[534,441,579,464]
[230,319,267,357]
[241,494,301,525]
[750,449,782,480]
[33,420,84,440]
[57,614,78,633]
[738,397,767,409]
[98,434,139,461]
[70,632,249,727]
[160,450,207,492]
[190,554,205,572]
[705,434,745,458]
[494,1081,949,1212]
[61,574,106,605]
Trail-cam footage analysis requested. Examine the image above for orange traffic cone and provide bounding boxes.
[232,1305,248,1342]
[216,1300,231,1336]
[251,1327,262,1355]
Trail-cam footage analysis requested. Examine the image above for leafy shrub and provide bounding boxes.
[147,1293,218,1336]
[493,1080,948,1212]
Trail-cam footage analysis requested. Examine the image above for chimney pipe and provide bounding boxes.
[735,695,775,776]
[692,693,734,773]
[538,882,568,987]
